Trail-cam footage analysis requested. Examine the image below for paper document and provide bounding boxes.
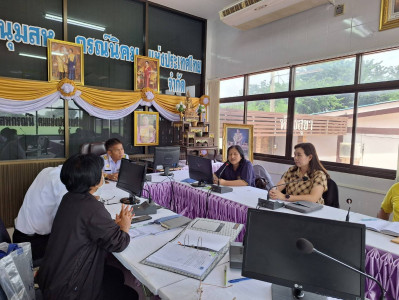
[357,218,399,236]
[173,229,230,252]
[145,243,216,277]
[129,224,168,239]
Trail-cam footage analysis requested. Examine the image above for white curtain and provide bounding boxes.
[207,79,220,148]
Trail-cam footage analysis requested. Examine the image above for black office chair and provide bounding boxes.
[323,178,339,208]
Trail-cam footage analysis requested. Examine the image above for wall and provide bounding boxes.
[206,0,399,217]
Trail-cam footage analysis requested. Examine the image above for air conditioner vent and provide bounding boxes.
[220,0,263,18]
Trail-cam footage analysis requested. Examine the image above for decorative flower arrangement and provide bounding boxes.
[197,104,206,114]
[176,102,186,113]
[57,78,79,100]
[141,87,155,102]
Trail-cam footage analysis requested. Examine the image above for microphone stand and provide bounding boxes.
[211,162,233,194]
[258,177,308,210]
[297,238,386,300]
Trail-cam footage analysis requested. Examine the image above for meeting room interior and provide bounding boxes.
[1,0,399,299]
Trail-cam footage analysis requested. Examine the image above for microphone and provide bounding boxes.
[258,176,308,210]
[345,198,352,222]
[217,161,230,186]
[211,161,233,194]
[296,238,385,300]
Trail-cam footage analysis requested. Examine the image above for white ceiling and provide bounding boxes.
[149,0,236,19]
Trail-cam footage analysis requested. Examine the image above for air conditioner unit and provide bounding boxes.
[219,0,334,30]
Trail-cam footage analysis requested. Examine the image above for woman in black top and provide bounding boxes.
[37,154,134,299]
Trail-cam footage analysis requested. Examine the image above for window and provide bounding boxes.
[360,49,399,84]
[247,99,288,156]
[248,69,289,95]
[220,77,244,98]
[354,90,399,170]
[293,94,354,163]
[294,57,356,90]
[0,99,65,161]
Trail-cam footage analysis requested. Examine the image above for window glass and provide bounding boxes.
[293,94,354,163]
[67,0,144,89]
[360,49,399,83]
[294,57,356,90]
[248,69,289,95]
[220,77,244,98]
[68,101,135,156]
[247,99,288,156]
[0,0,63,81]
[354,90,399,169]
[219,102,244,146]
[0,99,65,161]
[148,5,205,97]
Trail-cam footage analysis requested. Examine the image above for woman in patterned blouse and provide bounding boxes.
[268,143,329,204]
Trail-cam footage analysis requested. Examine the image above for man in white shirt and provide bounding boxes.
[101,138,129,181]
[13,165,67,260]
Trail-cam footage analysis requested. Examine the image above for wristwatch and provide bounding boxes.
[285,194,291,200]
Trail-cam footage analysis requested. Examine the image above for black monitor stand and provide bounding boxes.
[120,194,140,205]
[159,165,172,176]
[272,285,326,300]
[191,180,206,187]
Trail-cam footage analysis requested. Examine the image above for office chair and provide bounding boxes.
[323,178,339,208]
[79,142,91,154]
[253,164,274,190]
[89,142,107,156]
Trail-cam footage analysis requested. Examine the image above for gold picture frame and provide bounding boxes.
[134,111,159,146]
[379,0,399,30]
[47,39,84,85]
[134,55,160,92]
[222,123,253,162]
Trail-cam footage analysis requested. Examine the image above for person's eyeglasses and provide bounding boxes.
[100,196,115,205]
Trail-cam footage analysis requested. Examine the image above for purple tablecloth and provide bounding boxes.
[144,180,399,300]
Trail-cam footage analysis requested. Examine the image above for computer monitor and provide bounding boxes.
[117,158,147,205]
[242,209,366,300]
[187,155,213,187]
[153,146,180,176]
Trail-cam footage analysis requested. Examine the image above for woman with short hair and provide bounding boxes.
[37,153,134,299]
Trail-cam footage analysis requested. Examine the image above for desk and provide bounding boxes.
[102,172,399,299]
[142,170,399,300]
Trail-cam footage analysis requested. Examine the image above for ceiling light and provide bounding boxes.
[45,13,106,31]
[19,53,47,60]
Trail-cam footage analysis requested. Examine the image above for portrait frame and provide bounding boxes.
[134,55,160,92]
[222,123,253,162]
[47,39,84,85]
[379,0,399,31]
[134,111,159,146]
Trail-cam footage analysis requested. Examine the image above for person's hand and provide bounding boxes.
[268,188,284,201]
[106,173,119,181]
[213,174,219,184]
[116,204,134,233]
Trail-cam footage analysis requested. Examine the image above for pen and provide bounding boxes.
[228,277,251,284]
[224,265,227,286]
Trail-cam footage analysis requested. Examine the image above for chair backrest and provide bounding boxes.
[0,217,11,243]
[253,164,275,190]
[89,142,107,156]
[323,178,339,208]
[79,142,90,154]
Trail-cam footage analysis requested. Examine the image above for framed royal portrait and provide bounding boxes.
[134,55,160,92]
[222,123,253,162]
[134,111,159,146]
[380,0,399,30]
[47,39,84,85]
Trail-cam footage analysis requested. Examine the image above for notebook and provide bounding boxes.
[160,215,191,229]
[357,218,399,236]
[142,218,243,280]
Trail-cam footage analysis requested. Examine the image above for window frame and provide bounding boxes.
[219,49,399,179]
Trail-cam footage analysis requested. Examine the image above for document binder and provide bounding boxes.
[142,218,243,280]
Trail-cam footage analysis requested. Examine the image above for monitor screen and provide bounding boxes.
[188,155,213,186]
[153,146,180,176]
[242,209,366,300]
[117,159,147,201]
